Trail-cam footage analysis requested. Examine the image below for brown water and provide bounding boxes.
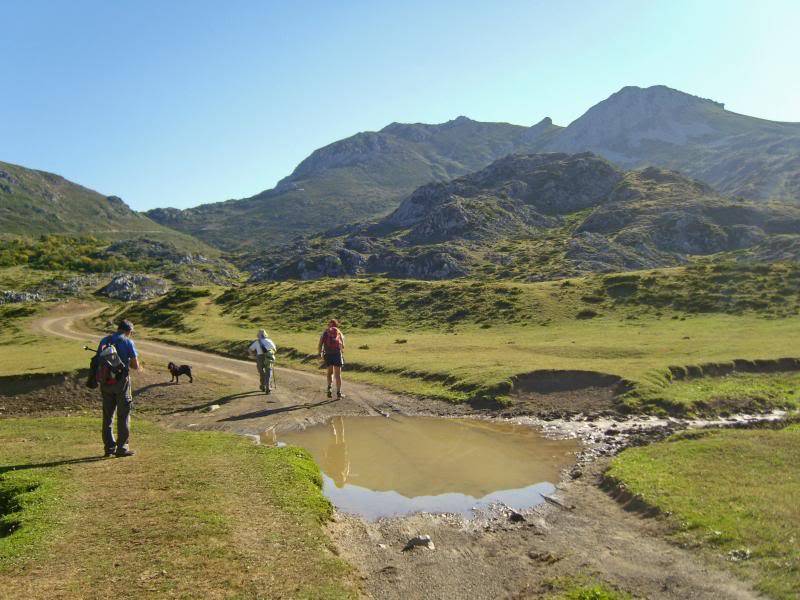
[276,415,578,520]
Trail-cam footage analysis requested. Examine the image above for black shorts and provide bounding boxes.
[324,352,344,367]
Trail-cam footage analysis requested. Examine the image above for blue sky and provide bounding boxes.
[2,0,798,211]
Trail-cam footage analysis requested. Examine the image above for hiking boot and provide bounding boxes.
[115,449,135,458]
[104,448,116,458]
[259,385,266,392]
[326,387,333,399]
[265,389,271,395]
[336,391,345,400]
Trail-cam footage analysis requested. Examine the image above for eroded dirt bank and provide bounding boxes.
[22,304,773,599]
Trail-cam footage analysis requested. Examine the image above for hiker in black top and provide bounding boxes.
[248,329,277,394]
[318,319,345,399]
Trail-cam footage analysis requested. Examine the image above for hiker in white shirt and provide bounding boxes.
[248,329,277,394]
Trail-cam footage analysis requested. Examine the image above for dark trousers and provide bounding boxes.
[101,378,132,452]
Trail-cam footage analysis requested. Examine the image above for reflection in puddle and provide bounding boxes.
[278,415,578,519]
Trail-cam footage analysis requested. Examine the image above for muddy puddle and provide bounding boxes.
[274,415,577,519]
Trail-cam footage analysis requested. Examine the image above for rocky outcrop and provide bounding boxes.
[0,290,44,304]
[98,274,169,301]
[367,247,470,279]
[384,153,622,233]
[565,232,676,273]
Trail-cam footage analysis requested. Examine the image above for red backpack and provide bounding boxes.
[322,327,343,352]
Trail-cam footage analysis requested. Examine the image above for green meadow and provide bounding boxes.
[608,423,800,599]
[105,262,800,414]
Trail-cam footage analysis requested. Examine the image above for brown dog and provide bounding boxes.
[168,362,193,383]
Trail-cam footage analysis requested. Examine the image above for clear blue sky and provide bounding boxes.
[2,0,798,211]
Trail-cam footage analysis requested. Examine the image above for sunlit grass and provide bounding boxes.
[608,424,800,599]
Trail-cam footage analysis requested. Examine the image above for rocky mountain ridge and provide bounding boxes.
[147,85,800,251]
[244,152,800,281]
[145,116,563,249]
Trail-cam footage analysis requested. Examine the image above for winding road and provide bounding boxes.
[35,304,423,434]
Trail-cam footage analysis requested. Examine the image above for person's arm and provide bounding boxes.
[268,339,277,352]
[339,332,345,351]
[129,340,142,371]
[318,334,324,356]
[247,341,256,356]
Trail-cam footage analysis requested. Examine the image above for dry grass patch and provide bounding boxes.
[0,417,356,599]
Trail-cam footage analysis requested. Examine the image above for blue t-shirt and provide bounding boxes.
[98,332,138,367]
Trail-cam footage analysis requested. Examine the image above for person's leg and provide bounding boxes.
[326,366,333,397]
[256,355,267,391]
[334,366,342,395]
[115,379,132,453]
[101,387,117,454]
[264,361,272,393]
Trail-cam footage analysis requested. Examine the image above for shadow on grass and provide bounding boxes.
[133,382,174,397]
[0,456,106,475]
[218,399,338,422]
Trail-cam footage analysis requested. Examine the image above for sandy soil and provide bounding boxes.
[25,303,760,599]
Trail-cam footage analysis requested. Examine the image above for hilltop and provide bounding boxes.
[147,86,800,250]
[0,160,215,254]
[243,152,800,281]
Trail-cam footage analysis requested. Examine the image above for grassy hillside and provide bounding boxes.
[0,236,240,289]
[0,160,214,254]
[608,424,800,599]
[109,262,800,414]
[0,417,357,598]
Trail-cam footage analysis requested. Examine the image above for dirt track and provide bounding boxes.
[34,303,760,600]
[34,303,469,435]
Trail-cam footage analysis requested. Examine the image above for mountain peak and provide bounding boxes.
[611,85,724,109]
[548,85,731,160]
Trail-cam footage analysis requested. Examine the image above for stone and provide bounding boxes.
[403,534,435,551]
[508,510,526,523]
[0,290,44,304]
[98,274,169,301]
[727,548,752,562]
[528,550,562,564]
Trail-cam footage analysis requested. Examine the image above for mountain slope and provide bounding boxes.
[0,160,215,253]
[546,85,800,201]
[244,152,800,281]
[146,117,562,249]
[147,85,800,251]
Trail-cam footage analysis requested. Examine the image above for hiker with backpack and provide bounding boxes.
[318,319,345,399]
[95,319,141,458]
[248,329,277,394]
